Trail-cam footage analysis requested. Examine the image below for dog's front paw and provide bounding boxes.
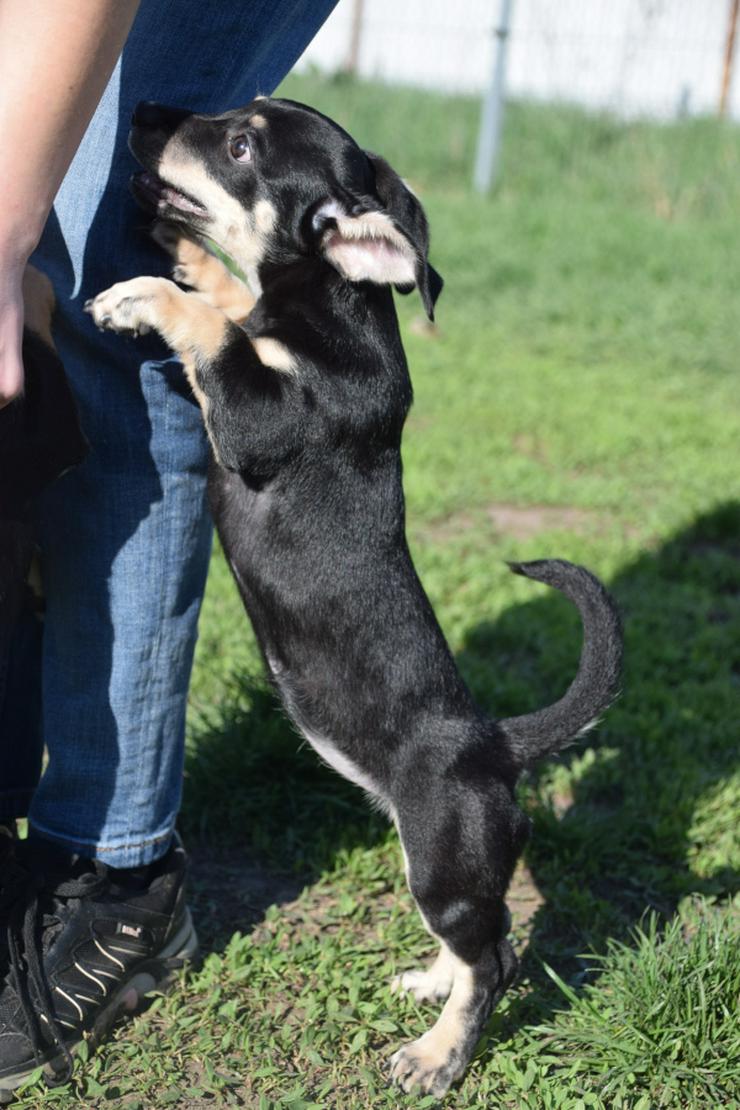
[84,277,168,336]
[389,1038,464,1097]
[151,219,187,257]
[151,220,209,287]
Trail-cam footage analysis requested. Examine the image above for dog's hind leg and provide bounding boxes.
[389,788,524,1096]
[152,221,256,324]
[389,919,518,1097]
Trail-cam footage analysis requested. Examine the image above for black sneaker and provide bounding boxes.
[0,825,19,982]
[0,827,16,877]
[0,835,198,1100]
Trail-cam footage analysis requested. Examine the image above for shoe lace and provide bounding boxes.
[2,854,107,1086]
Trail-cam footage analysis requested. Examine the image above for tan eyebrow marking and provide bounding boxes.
[250,113,268,129]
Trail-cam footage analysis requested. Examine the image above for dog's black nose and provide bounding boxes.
[132,101,165,127]
[131,101,192,129]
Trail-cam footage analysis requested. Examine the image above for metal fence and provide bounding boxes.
[295,0,740,189]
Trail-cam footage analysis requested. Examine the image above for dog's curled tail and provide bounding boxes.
[497,559,623,769]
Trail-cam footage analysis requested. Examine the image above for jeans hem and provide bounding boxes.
[27,820,175,868]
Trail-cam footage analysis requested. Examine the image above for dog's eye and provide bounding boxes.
[228,134,251,163]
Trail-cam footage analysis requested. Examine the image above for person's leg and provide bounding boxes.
[0,586,43,823]
[25,0,338,867]
[30,343,212,866]
[0,1,339,1095]
[0,527,42,824]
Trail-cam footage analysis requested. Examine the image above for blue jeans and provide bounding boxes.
[0,0,337,866]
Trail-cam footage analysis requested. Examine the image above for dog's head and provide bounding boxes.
[129,98,442,319]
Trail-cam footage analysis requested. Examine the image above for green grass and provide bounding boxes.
[21,77,740,1107]
[528,906,740,1108]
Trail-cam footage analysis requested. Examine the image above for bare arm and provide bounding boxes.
[0,0,141,407]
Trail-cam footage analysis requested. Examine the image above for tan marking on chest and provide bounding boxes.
[252,336,297,374]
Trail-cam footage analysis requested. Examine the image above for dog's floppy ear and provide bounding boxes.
[311,153,443,320]
[366,152,443,320]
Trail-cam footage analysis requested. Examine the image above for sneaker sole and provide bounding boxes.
[0,908,199,1101]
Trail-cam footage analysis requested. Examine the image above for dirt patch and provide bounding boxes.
[190,847,545,954]
[486,503,598,540]
[508,860,545,931]
[415,510,476,544]
[418,502,602,545]
[188,845,307,949]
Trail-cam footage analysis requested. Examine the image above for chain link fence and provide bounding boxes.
[292,0,740,190]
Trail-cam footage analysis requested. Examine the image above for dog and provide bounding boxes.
[85,97,623,1097]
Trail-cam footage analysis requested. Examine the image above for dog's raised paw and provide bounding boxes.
[151,220,208,287]
[389,1039,463,1097]
[84,278,165,336]
[150,219,185,255]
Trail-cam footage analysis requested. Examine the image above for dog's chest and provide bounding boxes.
[266,652,393,818]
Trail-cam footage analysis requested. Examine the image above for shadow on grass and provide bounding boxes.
[457,499,740,1035]
[180,675,388,947]
[181,501,739,996]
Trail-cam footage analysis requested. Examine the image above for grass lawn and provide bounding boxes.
[21,77,740,1108]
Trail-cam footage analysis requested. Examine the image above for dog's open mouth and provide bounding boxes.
[131,171,208,219]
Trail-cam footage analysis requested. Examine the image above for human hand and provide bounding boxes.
[0,0,142,409]
[0,263,25,408]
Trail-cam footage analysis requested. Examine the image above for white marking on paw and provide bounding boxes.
[389,957,474,1096]
[391,944,456,1003]
[85,277,165,335]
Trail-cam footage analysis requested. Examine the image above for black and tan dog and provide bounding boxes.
[85,98,622,1097]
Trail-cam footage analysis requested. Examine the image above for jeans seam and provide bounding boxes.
[127,362,174,846]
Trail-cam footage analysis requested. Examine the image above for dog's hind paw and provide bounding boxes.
[391,944,456,1004]
[389,1039,463,1097]
[390,966,454,1004]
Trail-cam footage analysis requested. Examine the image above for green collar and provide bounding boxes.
[202,237,249,286]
